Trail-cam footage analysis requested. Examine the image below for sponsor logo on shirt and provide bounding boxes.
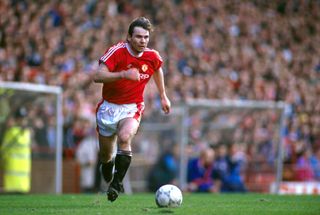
[140,73,150,79]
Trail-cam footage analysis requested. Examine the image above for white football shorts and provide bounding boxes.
[96,100,145,137]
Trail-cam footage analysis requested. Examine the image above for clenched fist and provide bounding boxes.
[121,68,140,81]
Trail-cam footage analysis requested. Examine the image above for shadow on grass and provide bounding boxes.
[158,209,174,213]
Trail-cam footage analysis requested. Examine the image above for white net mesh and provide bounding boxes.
[186,100,286,192]
[0,82,62,193]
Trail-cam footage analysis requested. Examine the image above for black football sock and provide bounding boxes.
[101,160,114,183]
[113,150,132,184]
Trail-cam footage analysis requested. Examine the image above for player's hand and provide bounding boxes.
[121,68,140,81]
[161,95,171,114]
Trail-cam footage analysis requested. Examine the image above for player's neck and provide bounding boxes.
[126,43,143,58]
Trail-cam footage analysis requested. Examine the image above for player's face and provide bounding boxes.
[128,26,149,54]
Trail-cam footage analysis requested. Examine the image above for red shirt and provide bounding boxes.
[99,42,163,104]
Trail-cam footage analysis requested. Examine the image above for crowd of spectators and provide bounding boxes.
[1,0,320,184]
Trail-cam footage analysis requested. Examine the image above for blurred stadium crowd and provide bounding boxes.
[1,0,320,189]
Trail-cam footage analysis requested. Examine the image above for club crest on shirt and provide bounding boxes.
[141,64,148,72]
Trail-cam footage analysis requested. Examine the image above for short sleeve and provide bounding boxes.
[154,50,163,71]
[99,43,124,72]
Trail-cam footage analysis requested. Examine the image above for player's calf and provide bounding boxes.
[101,160,114,183]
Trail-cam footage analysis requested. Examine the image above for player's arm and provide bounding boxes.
[93,64,140,83]
[153,67,171,114]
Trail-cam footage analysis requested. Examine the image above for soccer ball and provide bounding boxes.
[155,184,183,208]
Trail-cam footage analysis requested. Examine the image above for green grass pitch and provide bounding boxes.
[0,193,319,215]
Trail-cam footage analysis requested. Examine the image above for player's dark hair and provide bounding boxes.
[128,17,153,36]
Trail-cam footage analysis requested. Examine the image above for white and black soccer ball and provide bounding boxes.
[155,184,183,208]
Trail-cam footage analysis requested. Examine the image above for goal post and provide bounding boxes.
[0,81,63,194]
[183,99,289,194]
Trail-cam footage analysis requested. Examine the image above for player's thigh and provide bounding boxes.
[98,134,117,162]
[117,117,140,142]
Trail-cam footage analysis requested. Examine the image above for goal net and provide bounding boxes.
[183,99,288,193]
[131,99,287,194]
[0,82,63,194]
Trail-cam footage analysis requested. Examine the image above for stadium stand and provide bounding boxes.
[0,0,319,192]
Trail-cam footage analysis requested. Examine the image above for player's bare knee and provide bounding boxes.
[118,131,134,143]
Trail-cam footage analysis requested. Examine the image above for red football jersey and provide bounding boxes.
[99,42,163,104]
